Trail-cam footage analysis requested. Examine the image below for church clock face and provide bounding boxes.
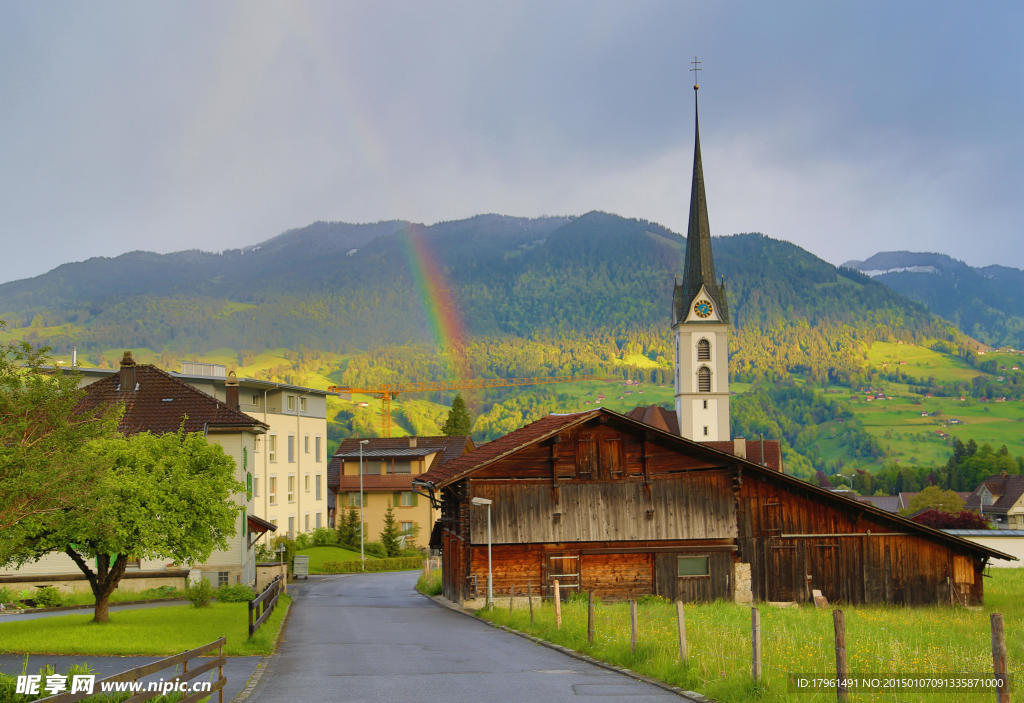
[693,299,713,318]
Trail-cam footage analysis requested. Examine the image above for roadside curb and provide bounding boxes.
[421,591,714,703]
[231,589,296,702]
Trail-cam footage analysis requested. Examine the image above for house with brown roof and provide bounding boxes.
[419,408,1012,607]
[966,474,1024,529]
[327,435,473,548]
[0,352,275,593]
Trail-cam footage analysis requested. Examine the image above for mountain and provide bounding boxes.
[843,251,1024,348]
[0,214,956,361]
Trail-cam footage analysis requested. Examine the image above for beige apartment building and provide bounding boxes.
[328,436,473,547]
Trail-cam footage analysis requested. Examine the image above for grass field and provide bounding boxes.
[0,597,291,656]
[297,546,369,573]
[479,570,1023,703]
[867,341,982,383]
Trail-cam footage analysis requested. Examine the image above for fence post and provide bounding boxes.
[509,585,515,614]
[991,613,1009,703]
[834,609,849,703]
[630,599,638,653]
[218,639,225,703]
[528,582,534,624]
[676,601,688,662]
[554,579,562,629]
[752,606,761,683]
[248,598,255,638]
[587,591,595,644]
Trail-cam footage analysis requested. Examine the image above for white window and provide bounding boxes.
[315,513,322,529]
[288,516,295,538]
[288,475,295,503]
[304,435,310,454]
[399,491,416,507]
[299,397,307,412]
[347,493,362,507]
[217,571,230,587]
[253,476,259,497]
[269,476,277,505]
[315,474,322,501]
[315,436,322,462]
[268,435,277,463]
[251,393,260,406]
[288,435,295,463]
[401,521,414,534]
[287,395,295,411]
[304,474,310,492]
[304,513,310,531]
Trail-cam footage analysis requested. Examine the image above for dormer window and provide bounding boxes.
[697,339,711,361]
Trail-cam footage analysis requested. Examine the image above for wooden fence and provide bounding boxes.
[37,637,226,703]
[248,574,282,638]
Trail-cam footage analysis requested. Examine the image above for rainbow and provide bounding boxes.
[400,224,470,383]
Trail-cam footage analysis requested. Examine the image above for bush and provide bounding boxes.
[33,586,64,608]
[215,584,256,603]
[310,527,338,546]
[185,578,214,608]
[138,585,181,599]
[294,533,312,550]
[362,541,387,558]
[320,556,424,573]
[0,586,15,606]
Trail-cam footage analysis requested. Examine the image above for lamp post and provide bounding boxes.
[359,439,369,571]
[471,496,493,607]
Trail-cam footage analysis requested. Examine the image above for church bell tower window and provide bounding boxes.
[697,366,711,393]
[697,338,711,361]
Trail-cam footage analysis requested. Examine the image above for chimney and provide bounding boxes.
[225,371,239,411]
[119,351,137,391]
[408,436,417,448]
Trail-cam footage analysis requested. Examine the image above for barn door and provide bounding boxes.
[656,552,732,602]
[544,553,580,598]
[766,538,801,602]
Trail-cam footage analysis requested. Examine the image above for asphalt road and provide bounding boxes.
[247,571,688,703]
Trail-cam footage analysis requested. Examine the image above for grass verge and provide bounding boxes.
[478,570,1023,703]
[0,595,291,656]
[415,569,442,596]
[297,546,369,573]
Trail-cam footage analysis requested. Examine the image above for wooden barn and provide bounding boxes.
[417,408,1012,606]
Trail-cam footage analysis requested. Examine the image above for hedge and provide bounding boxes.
[320,556,424,573]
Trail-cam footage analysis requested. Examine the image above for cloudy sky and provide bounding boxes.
[1,1,1021,284]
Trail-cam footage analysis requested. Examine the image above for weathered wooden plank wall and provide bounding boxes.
[467,472,737,544]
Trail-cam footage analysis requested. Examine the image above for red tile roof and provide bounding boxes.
[77,364,267,436]
[626,405,679,434]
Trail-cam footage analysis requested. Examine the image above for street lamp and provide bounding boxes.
[471,496,493,607]
[359,439,370,571]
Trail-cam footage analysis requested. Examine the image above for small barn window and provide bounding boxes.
[697,366,711,392]
[677,556,709,577]
[697,339,711,361]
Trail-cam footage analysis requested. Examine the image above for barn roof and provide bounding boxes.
[420,407,1014,561]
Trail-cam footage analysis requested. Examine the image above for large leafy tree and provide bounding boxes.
[2,428,243,622]
[441,393,473,437]
[0,329,120,535]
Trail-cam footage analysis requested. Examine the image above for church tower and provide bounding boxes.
[672,77,730,441]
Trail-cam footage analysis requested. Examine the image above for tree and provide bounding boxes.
[337,506,360,549]
[2,428,242,622]
[441,394,473,436]
[912,509,992,529]
[0,330,120,536]
[379,502,401,557]
[901,485,964,516]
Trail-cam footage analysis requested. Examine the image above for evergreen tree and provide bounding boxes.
[337,507,360,549]
[441,393,473,436]
[379,502,402,557]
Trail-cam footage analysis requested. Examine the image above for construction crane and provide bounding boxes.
[328,376,596,437]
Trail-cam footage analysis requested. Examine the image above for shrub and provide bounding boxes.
[320,556,424,573]
[0,586,15,607]
[33,586,64,608]
[310,527,338,547]
[215,584,256,603]
[294,533,312,550]
[362,541,387,558]
[138,585,181,599]
[185,578,214,608]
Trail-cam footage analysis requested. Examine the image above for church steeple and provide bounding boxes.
[673,82,729,325]
[672,65,730,442]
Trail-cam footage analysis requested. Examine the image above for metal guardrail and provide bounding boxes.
[36,637,226,703]
[248,574,282,638]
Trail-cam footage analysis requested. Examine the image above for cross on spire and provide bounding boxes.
[689,56,702,89]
